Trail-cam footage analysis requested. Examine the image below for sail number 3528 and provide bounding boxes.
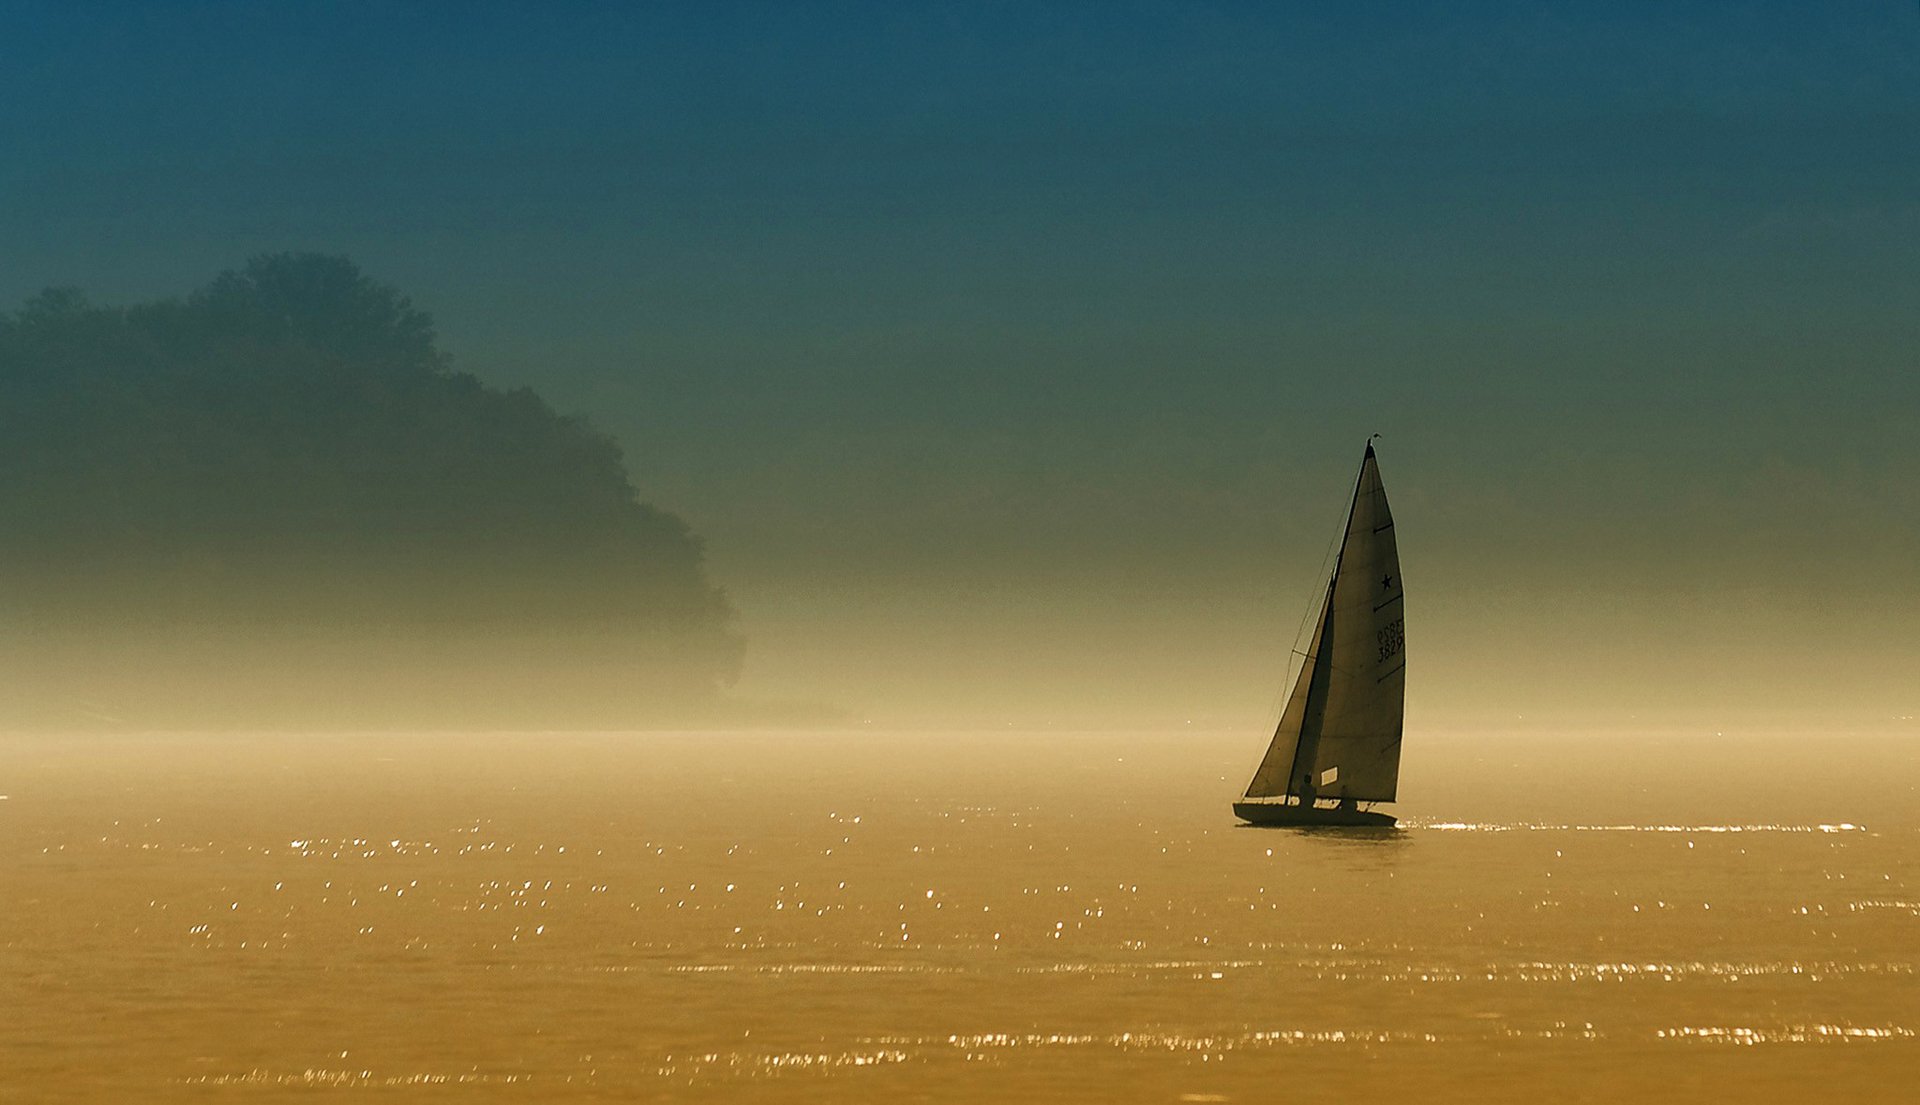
[1376,618,1405,663]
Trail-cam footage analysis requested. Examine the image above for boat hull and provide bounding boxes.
[1232,801,1397,828]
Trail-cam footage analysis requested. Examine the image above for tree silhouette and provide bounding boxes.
[0,254,742,727]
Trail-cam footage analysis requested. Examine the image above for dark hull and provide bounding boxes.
[1233,801,1397,828]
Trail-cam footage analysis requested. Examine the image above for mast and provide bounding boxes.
[1283,589,1336,803]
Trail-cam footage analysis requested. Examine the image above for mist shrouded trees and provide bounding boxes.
[0,254,742,727]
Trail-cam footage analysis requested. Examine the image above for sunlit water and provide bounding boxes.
[3,728,1914,1102]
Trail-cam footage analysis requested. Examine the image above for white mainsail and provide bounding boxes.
[1244,442,1404,803]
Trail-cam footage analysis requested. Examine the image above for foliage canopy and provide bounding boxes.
[0,254,741,727]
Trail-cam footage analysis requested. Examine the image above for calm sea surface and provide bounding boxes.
[2,728,1915,1102]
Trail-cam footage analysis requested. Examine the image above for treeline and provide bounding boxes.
[0,254,741,727]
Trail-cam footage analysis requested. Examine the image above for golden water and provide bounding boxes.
[3,729,1914,1102]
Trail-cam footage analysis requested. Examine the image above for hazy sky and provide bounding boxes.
[5,2,1917,728]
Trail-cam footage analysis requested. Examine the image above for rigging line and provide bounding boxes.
[1261,467,1352,733]
[1258,535,1339,739]
[1244,430,1323,738]
[1248,545,1339,794]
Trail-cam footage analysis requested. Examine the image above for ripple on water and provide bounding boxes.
[6,730,1916,1102]
[1415,821,1869,834]
[182,1069,545,1087]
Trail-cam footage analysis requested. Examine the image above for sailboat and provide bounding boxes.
[1234,438,1405,828]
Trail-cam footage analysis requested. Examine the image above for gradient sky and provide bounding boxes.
[4,2,1917,728]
